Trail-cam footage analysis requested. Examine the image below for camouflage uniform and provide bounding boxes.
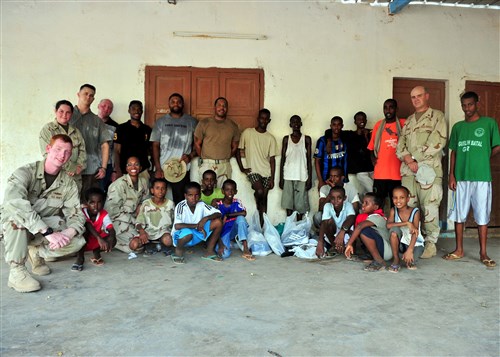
[104,174,149,253]
[1,160,86,264]
[39,120,87,193]
[397,107,447,244]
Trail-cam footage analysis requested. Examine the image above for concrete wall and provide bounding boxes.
[2,1,499,223]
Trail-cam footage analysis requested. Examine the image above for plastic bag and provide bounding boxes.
[247,211,271,256]
[281,211,311,247]
[292,239,320,259]
[263,213,285,255]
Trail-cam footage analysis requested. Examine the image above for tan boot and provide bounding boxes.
[28,246,51,276]
[8,264,41,293]
[420,242,437,259]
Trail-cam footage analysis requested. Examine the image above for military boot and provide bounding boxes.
[28,245,51,276]
[8,263,41,293]
[420,241,436,259]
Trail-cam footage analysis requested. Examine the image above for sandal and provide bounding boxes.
[242,253,256,261]
[387,264,400,273]
[90,257,104,266]
[363,261,385,272]
[406,262,417,270]
[171,254,185,264]
[201,255,222,262]
[442,253,463,261]
[71,263,83,272]
[482,259,496,268]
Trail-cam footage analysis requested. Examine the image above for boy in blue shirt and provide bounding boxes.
[213,179,255,261]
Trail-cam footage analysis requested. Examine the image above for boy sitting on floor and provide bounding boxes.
[132,178,175,254]
[213,179,254,261]
[171,181,223,264]
[315,186,356,258]
[313,166,360,230]
[344,192,392,271]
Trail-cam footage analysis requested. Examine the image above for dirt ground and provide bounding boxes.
[1,236,499,356]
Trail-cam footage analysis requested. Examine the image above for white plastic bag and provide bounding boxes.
[292,239,320,259]
[281,211,311,247]
[263,213,285,255]
[247,211,271,256]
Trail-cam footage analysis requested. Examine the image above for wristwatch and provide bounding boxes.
[42,227,54,236]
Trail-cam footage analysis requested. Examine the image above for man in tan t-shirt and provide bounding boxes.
[194,97,240,187]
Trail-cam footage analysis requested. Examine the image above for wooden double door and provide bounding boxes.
[144,66,264,129]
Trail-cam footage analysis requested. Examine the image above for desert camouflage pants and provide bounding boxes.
[2,216,85,264]
[402,176,443,244]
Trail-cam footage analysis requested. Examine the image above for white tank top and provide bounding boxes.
[283,134,308,181]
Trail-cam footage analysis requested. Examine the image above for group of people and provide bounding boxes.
[1,83,498,293]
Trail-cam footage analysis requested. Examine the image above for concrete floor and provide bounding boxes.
[1,236,499,356]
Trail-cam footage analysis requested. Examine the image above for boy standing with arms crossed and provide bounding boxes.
[237,109,278,227]
[279,115,312,220]
[444,91,500,268]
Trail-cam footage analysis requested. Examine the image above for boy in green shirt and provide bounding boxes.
[444,91,500,268]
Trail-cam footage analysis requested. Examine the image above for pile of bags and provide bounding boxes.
[243,211,320,259]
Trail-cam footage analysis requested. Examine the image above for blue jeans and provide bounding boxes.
[217,216,248,259]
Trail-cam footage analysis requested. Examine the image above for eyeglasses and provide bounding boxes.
[126,163,141,167]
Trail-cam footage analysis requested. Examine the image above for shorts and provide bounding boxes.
[389,227,424,255]
[281,180,309,213]
[360,227,392,260]
[247,173,271,189]
[448,181,491,225]
[173,220,213,247]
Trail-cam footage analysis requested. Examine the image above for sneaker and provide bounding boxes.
[8,264,41,293]
[28,246,51,276]
[420,242,436,259]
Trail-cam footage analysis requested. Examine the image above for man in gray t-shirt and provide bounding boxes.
[69,84,113,201]
[151,93,197,204]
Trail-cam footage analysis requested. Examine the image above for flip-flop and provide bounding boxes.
[242,253,256,261]
[482,259,496,268]
[442,253,463,261]
[364,261,385,272]
[71,263,83,272]
[406,263,417,270]
[90,257,104,266]
[387,264,400,273]
[201,255,222,262]
[171,254,185,264]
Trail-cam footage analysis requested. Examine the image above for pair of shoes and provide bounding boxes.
[406,262,417,270]
[420,242,436,259]
[201,255,222,262]
[442,252,463,260]
[8,264,41,293]
[363,261,385,272]
[171,254,185,264]
[482,259,496,268]
[71,263,83,271]
[242,253,256,261]
[28,246,51,276]
[90,257,104,266]
[387,264,400,273]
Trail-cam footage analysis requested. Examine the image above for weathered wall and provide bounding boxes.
[1,1,499,223]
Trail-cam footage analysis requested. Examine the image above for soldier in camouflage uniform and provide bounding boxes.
[397,86,447,259]
[104,156,149,253]
[1,134,86,293]
[39,100,87,193]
